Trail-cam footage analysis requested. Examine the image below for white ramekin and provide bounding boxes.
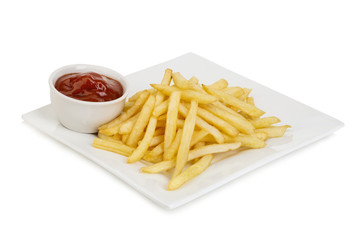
[49,64,129,133]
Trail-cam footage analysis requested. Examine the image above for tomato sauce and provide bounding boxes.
[55,72,123,102]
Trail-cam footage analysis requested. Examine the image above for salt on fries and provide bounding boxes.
[93,69,290,190]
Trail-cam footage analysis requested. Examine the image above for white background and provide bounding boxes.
[1,0,360,239]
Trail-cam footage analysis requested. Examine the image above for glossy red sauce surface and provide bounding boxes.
[55,72,123,102]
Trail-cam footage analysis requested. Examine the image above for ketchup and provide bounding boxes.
[55,72,123,102]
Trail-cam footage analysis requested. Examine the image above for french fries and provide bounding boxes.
[202,103,255,135]
[127,116,157,163]
[141,142,242,174]
[126,94,156,147]
[178,103,225,144]
[93,68,290,190]
[93,138,134,157]
[151,84,217,104]
[203,85,265,118]
[187,103,239,137]
[99,91,150,130]
[172,72,205,93]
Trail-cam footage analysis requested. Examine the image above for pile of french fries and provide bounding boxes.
[93,69,290,190]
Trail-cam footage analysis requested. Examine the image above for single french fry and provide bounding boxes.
[178,103,224,144]
[127,117,158,163]
[203,85,265,118]
[167,154,213,190]
[172,72,191,89]
[126,94,156,147]
[173,100,198,177]
[141,160,175,173]
[223,134,266,148]
[203,103,255,135]
[99,90,150,130]
[93,138,135,157]
[208,79,228,90]
[187,142,242,160]
[164,91,181,153]
[164,129,183,161]
[151,84,217,104]
[255,125,291,138]
[249,117,281,129]
[161,68,173,86]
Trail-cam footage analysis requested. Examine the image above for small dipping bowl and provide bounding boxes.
[49,64,129,133]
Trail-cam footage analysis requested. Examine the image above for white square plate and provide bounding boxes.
[22,53,344,209]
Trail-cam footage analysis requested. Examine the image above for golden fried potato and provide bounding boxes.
[94,69,289,191]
